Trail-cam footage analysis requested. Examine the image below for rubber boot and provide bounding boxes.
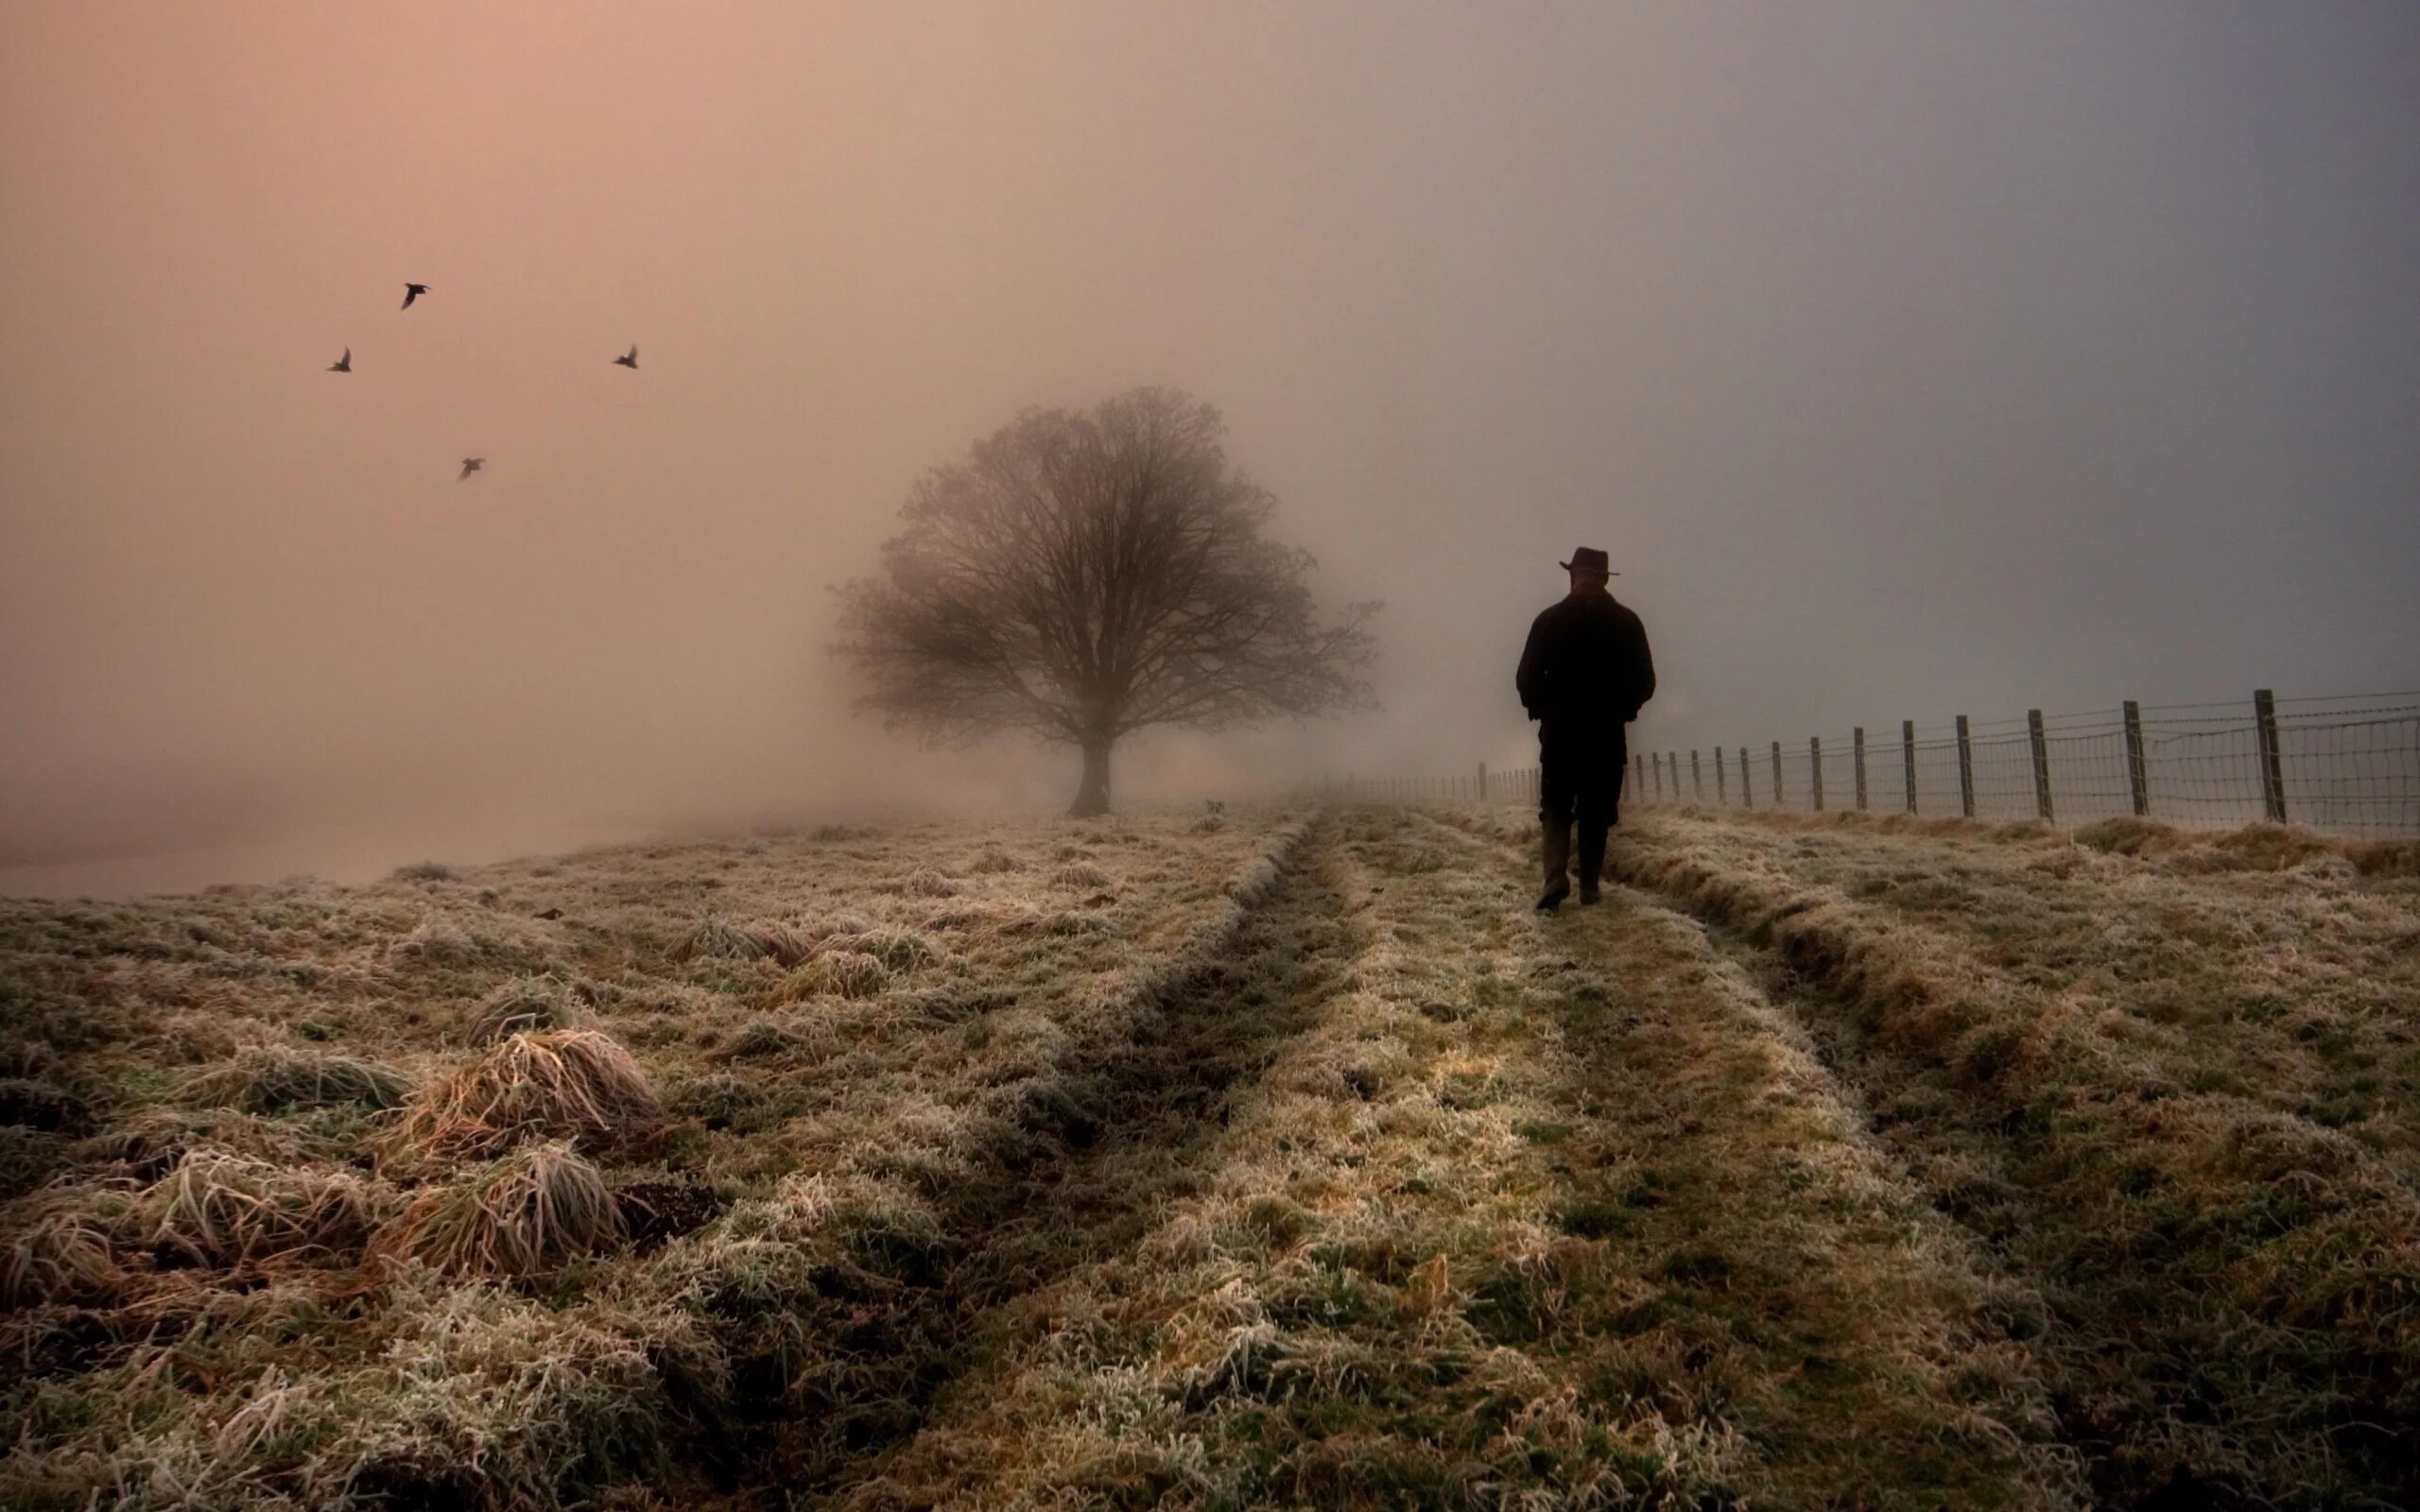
[1577,824,1606,905]
[1536,819,1573,913]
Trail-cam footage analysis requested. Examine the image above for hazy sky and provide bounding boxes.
[4,2,2416,892]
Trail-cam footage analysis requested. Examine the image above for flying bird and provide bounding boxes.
[402,283,429,310]
[327,347,351,372]
[458,457,484,482]
[614,345,638,369]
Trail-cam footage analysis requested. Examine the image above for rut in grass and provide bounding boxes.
[717,821,1357,1505]
[825,809,2080,1511]
[1442,804,2420,1509]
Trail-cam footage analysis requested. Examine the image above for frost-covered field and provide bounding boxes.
[2,805,2413,1509]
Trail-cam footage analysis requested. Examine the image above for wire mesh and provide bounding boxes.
[1331,692,2420,839]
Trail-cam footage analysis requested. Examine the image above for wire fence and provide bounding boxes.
[1315,689,2420,840]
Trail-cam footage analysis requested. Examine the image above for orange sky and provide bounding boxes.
[5,2,2416,892]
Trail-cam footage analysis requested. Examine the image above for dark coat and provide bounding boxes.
[1516,589,1655,734]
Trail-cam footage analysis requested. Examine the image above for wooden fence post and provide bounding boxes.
[1691,748,1703,801]
[2028,709,2054,821]
[1740,745,1754,808]
[1634,751,1645,801]
[1854,727,1868,811]
[1771,741,1785,810]
[1955,714,1976,818]
[1810,736,1824,811]
[2255,688,2287,822]
[1715,747,1727,804]
[2123,700,2149,816]
[1477,762,1488,802]
[1902,719,1918,814]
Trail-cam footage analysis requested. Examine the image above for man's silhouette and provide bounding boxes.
[1515,546,1655,911]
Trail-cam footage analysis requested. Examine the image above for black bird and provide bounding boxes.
[328,347,352,372]
[458,457,484,482]
[614,345,638,369]
[402,283,430,310]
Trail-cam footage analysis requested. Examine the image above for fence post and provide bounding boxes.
[2028,708,2054,821]
[2123,700,2149,816]
[1902,720,1918,815]
[1477,762,1488,802]
[1955,715,1976,818]
[2255,688,2288,823]
[1772,741,1785,810]
[1740,745,1754,808]
[1691,748,1703,801]
[1853,728,1868,811]
[1715,747,1727,804]
[1810,736,1824,811]
[1634,751,1646,802]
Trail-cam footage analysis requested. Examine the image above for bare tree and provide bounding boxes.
[834,387,1378,815]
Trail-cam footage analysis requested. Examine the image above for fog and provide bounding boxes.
[5,2,2416,895]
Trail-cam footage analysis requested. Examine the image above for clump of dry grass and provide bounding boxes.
[776,950,889,1001]
[966,844,1022,874]
[1,1183,131,1305]
[139,1147,393,1267]
[180,1046,413,1114]
[850,927,936,971]
[381,1142,625,1278]
[879,869,958,898]
[387,1030,664,1162]
[672,913,810,967]
[1053,862,1113,889]
[471,973,593,1042]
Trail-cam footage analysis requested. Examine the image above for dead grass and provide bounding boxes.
[672,913,811,967]
[776,949,890,1000]
[180,1045,413,1113]
[139,1146,394,1267]
[28,800,2382,1506]
[469,972,594,1042]
[381,1141,625,1278]
[386,1029,664,1163]
[1,1183,130,1305]
[1544,804,2420,1506]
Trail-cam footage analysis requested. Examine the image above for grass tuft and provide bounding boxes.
[387,1029,665,1162]
[181,1046,412,1114]
[139,1146,393,1267]
[381,1141,626,1278]
[1,1184,130,1305]
[674,914,810,966]
[850,927,937,971]
[471,973,593,1043]
[777,950,889,1001]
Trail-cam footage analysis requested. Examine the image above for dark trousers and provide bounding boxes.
[1539,722,1627,878]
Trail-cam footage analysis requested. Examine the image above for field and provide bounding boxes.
[2,804,2415,1510]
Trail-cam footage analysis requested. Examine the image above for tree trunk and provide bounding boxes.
[1069,734,1113,816]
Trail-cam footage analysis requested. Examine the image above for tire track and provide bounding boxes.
[1437,805,2420,1508]
[728,815,1362,1508]
[1398,808,2084,1507]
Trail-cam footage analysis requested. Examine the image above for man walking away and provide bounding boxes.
[1515,546,1655,912]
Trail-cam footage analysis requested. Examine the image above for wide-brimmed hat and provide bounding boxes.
[1559,546,1616,575]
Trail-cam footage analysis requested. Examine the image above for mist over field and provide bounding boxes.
[4,1,2418,893]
